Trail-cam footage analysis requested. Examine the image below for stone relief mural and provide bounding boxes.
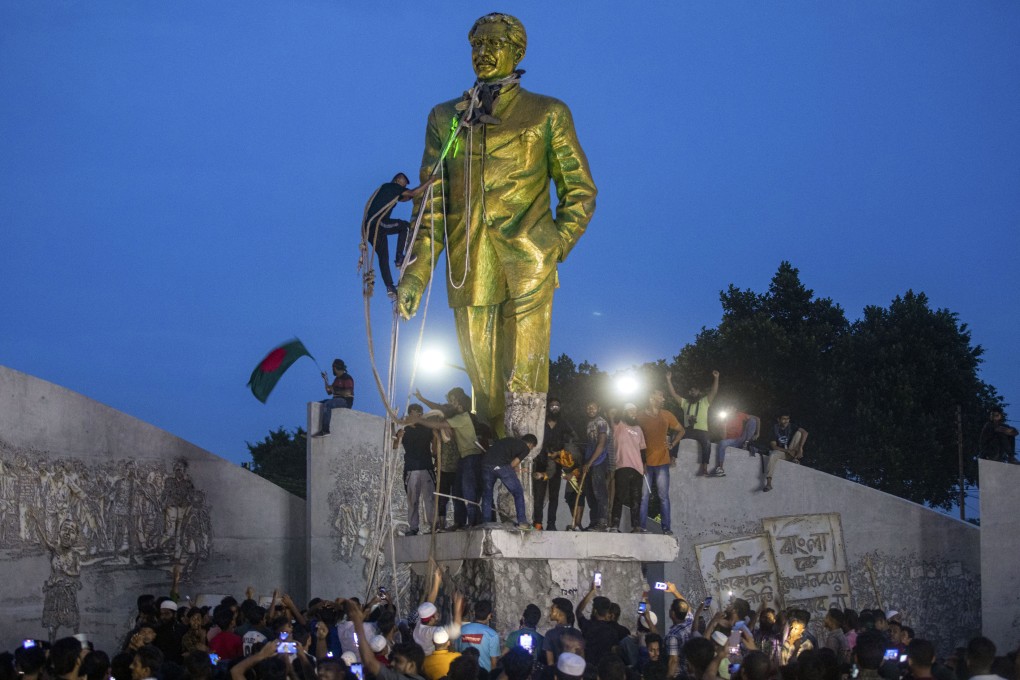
[326,453,411,603]
[0,439,212,639]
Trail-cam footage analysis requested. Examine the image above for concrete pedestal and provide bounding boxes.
[391,529,678,639]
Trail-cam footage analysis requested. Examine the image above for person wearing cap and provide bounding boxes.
[504,603,545,662]
[313,359,354,437]
[153,599,185,664]
[370,635,391,668]
[423,628,461,680]
[348,599,428,680]
[396,404,439,536]
[556,652,587,680]
[410,571,465,656]
[620,607,658,670]
[611,403,647,533]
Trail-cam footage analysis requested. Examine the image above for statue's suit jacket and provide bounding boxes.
[405,84,597,308]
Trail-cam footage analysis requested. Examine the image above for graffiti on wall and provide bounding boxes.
[763,513,850,616]
[0,440,212,639]
[694,512,852,617]
[695,534,781,610]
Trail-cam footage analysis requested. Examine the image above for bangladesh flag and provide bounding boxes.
[247,338,313,403]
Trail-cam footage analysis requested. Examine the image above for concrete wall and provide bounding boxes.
[979,459,1020,653]
[0,366,306,653]
[306,405,408,604]
[307,408,984,653]
[664,440,981,654]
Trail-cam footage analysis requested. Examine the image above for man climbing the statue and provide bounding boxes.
[396,12,598,452]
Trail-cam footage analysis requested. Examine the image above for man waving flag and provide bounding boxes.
[247,338,314,403]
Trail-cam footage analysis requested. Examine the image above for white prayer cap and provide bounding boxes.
[341,652,359,666]
[433,629,450,645]
[557,653,586,676]
[370,635,388,653]
[418,602,438,619]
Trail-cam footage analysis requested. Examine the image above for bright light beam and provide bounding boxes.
[418,347,446,374]
[615,373,640,397]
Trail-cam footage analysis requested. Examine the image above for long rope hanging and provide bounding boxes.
[360,175,444,601]
[359,85,490,602]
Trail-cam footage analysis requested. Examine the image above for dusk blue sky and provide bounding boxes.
[3,0,1018,511]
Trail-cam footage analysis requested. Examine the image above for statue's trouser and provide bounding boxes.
[453,281,552,522]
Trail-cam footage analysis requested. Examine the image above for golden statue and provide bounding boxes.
[397,13,597,444]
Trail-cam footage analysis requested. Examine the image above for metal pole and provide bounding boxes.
[957,405,965,521]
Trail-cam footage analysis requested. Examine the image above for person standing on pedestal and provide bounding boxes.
[533,398,577,531]
[397,13,597,452]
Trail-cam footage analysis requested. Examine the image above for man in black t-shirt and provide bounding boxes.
[397,404,437,535]
[979,409,1018,463]
[763,413,808,492]
[532,397,576,531]
[575,587,628,666]
[480,434,537,528]
[364,173,438,298]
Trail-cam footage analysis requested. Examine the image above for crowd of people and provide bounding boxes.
[311,361,1019,531]
[387,371,818,536]
[4,577,1016,680]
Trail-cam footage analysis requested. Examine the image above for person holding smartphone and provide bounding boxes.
[348,600,428,680]
[504,604,544,662]
[575,575,628,665]
[663,582,694,679]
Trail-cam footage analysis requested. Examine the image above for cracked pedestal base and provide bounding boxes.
[391,529,678,638]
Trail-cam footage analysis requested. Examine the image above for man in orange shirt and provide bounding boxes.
[636,388,684,535]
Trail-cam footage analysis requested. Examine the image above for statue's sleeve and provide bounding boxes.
[403,106,448,289]
[547,102,597,262]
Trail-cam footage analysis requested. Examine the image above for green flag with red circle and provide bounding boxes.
[247,338,313,403]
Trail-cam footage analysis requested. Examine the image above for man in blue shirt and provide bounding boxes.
[458,600,502,672]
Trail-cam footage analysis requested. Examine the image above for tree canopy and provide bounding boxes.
[246,426,307,499]
[550,262,1001,509]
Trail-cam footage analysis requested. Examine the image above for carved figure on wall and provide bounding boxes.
[0,441,214,638]
[31,512,87,641]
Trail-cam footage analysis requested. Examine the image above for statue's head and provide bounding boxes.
[468,13,526,82]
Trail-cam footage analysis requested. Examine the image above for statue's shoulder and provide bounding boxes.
[429,96,464,120]
[517,88,571,114]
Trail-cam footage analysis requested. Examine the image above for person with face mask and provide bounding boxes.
[531,397,577,531]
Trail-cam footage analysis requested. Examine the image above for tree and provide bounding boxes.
[830,291,1000,507]
[670,263,1000,509]
[246,427,307,499]
[671,262,849,457]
